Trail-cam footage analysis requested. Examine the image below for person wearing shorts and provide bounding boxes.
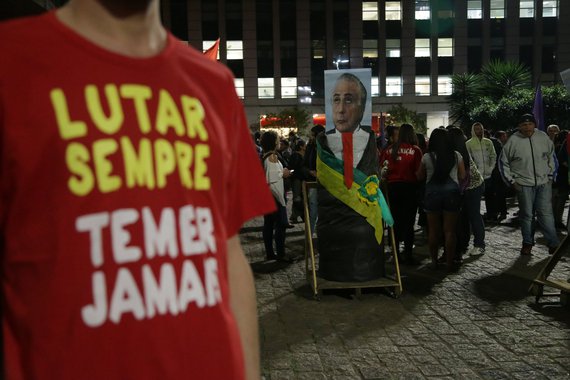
[417,128,466,271]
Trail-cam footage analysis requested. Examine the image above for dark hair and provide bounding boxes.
[260,131,278,153]
[391,123,417,160]
[448,127,470,172]
[555,130,568,146]
[294,139,306,151]
[416,132,427,152]
[495,130,506,138]
[311,124,325,136]
[427,128,455,183]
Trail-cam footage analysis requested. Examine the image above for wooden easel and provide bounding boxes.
[302,181,403,300]
[529,235,570,305]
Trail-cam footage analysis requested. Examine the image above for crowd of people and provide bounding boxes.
[256,114,566,272]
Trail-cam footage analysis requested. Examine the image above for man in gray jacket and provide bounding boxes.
[499,114,559,255]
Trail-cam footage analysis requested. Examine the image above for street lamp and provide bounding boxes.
[333,57,349,70]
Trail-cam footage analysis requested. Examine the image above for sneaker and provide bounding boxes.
[520,243,532,256]
[467,246,485,256]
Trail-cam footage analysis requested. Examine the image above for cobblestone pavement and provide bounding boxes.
[240,201,570,380]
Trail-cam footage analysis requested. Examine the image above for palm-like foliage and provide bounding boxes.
[480,60,531,101]
[447,73,481,127]
[447,61,535,129]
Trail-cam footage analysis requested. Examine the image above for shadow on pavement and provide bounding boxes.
[473,255,550,304]
[250,260,291,274]
[239,225,263,234]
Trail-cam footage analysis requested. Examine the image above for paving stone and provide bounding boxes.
[295,372,327,380]
[330,376,361,380]
[511,371,549,380]
[417,364,452,377]
[267,369,295,380]
[291,352,323,371]
[478,369,511,379]
[358,366,391,379]
[533,363,570,378]
[347,348,380,367]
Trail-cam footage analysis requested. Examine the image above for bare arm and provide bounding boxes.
[227,235,260,380]
[457,158,466,181]
[416,162,426,181]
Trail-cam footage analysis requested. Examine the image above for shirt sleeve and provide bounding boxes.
[223,94,276,238]
[498,141,514,185]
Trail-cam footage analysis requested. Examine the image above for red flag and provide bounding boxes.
[203,39,220,61]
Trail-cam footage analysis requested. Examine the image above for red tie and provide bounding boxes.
[342,132,353,189]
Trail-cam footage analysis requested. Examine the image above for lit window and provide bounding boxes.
[298,85,313,104]
[415,0,430,20]
[362,2,378,21]
[543,0,558,17]
[438,38,453,57]
[258,78,274,99]
[312,40,325,59]
[363,40,378,58]
[234,78,244,98]
[490,0,505,18]
[386,1,402,21]
[467,0,482,19]
[202,40,219,60]
[386,39,401,57]
[227,40,243,60]
[415,38,430,57]
[386,77,402,96]
[437,76,453,95]
[416,76,431,96]
[438,10,454,18]
[281,78,297,99]
[520,0,534,17]
[371,77,380,97]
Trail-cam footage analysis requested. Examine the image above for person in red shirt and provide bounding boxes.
[380,124,423,264]
[0,0,275,379]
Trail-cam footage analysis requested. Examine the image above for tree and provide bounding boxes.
[263,106,311,136]
[447,73,481,128]
[543,85,570,130]
[480,60,531,101]
[447,60,570,131]
[385,104,427,134]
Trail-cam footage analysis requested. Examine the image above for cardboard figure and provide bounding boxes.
[317,70,393,282]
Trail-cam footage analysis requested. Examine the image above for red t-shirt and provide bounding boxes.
[0,12,275,380]
[379,143,422,183]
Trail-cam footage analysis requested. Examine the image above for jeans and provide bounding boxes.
[263,202,287,258]
[552,186,569,225]
[517,183,559,247]
[464,183,485,248]
[388,182,418,253]
[483,178,496,217]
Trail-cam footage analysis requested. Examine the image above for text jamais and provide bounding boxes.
[76,205,221,327]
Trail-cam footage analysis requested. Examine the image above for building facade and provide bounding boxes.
[161,0,570,129]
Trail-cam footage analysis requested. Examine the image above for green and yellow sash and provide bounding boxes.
[316,141,394,245]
